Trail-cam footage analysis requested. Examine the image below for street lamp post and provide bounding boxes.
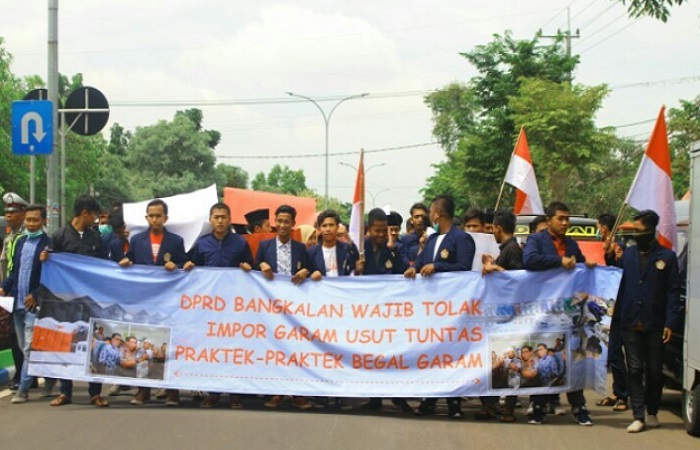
[339,162,387,207]
[286,92,369,209]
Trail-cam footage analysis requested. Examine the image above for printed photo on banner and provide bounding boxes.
[86,319,172,381]
[489,332,568,391]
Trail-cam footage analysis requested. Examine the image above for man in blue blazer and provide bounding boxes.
[119,199,190,407]
[308,209,360,279]
[361,208,410,276]
[254,205,311,285]
[0,205,50,404]
[254,204,312,410]
[615,210,680,433]
[119,200,187,269]
[404,195,475,419]
[523,201,596,426]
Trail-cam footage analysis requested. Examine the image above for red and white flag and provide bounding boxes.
[625,107,677,250]
[504,127,544,215]
[348,151,365,253]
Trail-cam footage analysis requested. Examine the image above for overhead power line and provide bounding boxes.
[217,142,437,160]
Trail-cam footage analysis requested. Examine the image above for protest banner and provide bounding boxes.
[30,253,621,397]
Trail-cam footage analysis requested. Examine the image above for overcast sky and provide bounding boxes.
[2,0,699,219]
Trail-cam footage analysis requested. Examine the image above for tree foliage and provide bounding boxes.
[510,78,616,203]
[668,95,700,196]
[251,164,308,196]
[423,32,579,213]
[618,0,688,22]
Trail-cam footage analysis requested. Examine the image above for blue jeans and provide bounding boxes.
[12,309,36,394]
[608,319,628,400]
[622,329,664,421]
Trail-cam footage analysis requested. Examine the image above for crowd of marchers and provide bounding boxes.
[0,191,679,433]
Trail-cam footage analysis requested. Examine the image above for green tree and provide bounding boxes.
[423,31,578,213]
[251,164,307,195]
[618,0,688,22]
[509,78,616,204]
[215,163,248,195]
[668,96,700,197]
[125,110,218,198]
[0,38,31,197]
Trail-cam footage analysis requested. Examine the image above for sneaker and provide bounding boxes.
[107,385,121,396]
[447,400,462,419]
[526,402,533,415]
[40,379,56,397]
[264,395,284,408]
[528,406,545,424]
[646,415,660,428]
[130,388,150,406]
[154,388,167,400]
[627,420,645,433]
[11,392,29,404]
[574,407,593,426]
[165,390,180,407]
[292,397,313,410]
[414,400,436,416]
[554,405,566,415]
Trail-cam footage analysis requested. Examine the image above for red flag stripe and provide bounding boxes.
[644,107,672,178]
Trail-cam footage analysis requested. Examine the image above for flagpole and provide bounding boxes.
[494,179,507,212]
[608,202,628,249]
[358,149,365,258]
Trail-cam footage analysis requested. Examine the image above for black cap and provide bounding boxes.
[244,208,269,225]
[387,211,403,227]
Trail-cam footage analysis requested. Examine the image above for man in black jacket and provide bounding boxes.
[616,210,680,433]
[45,195,108,407]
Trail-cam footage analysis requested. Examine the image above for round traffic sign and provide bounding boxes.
[64,86,110,136]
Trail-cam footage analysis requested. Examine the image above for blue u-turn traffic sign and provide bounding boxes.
[11,100,54,155]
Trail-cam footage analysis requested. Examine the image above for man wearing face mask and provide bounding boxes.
[615,210,680,433]
[404,195,475,418]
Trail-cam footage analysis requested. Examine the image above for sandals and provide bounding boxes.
[90,395,110,407]
[50,394,72,406]
[612,398,629,411]
[596,395,617,407]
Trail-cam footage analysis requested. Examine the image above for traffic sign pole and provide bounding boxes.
[47,0,60,232]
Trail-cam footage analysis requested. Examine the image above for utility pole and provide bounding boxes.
[47,0,60,232]
[540,7,580,82]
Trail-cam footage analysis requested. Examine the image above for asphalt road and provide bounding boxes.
[0,383,696,450]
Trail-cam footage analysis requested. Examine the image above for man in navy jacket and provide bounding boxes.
[615,210,680,433]
[308,209,360,278]
[254,205,310,285]
[190,202,253,409]
[254,204,312,410]
[404,195,475,418]
[523,201,596,426]
[119,199,190,407]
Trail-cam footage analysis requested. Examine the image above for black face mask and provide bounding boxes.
[633,231,655,250]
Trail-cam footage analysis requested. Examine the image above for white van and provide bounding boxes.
[684,141,700,435]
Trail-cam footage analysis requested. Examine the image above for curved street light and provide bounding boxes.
[286,92,369,208]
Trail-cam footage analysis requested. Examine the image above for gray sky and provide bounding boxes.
[2,0,699,220]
